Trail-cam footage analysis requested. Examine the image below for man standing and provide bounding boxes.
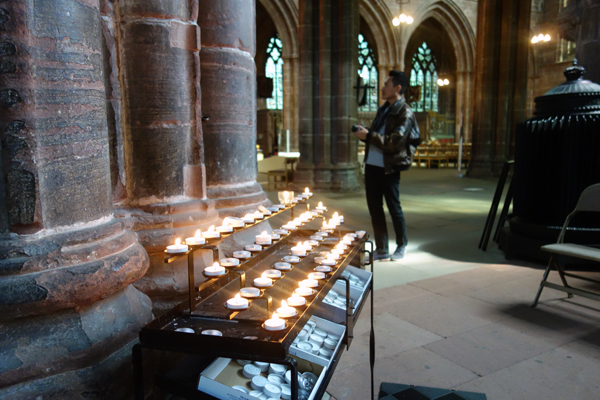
[352,70,420,261]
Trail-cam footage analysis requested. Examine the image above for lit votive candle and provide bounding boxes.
[264,269,282,279]
[301,278,319,288]
[355,230,366,238]
[332,248,344,256]
[283,255,300,263]
[220,258,240,267]
[274,229,289,236]
[302,187,313,198]
[202,225,220,239]
[295,282,314,297]
[264,312,286,331]
[321,258,337,266]
[326,253,341,260]
[287,293,306,307]
[254,272,273,288]
[307,240,319,247]
[315,201,327,212]
[274,262,291,271]
[242,214,256,224]
[204,262,226,276]
[291,243,306,257]
[271,232,281,241]
[245,244,262,252]
[336,243,348,251]
[281,222,296,230]
[255,231,272,245]
[276,300,297,318]
[308,272,326,280]
[185,230,205,245]
[166,238,188,253]
[226,293,249,310]
[252,211,264,220]
[302,241,313,251]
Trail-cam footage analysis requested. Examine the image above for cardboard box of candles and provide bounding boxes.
[288,316,345,368]
[198,356,326,400]
[314,265,372,324]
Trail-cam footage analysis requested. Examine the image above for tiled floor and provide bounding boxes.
[260,168,600,400]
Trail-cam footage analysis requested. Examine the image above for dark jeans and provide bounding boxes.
[365,164,407,254]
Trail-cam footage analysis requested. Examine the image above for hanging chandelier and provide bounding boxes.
[531,33,551,44]
[392,0,413,26]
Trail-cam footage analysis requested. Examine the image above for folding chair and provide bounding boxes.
[532,183,600,308]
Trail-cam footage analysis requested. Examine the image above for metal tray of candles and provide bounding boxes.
[138,229,366,361]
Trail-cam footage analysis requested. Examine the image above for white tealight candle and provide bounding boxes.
[283,255,300,263]
[233,250,252,259]
[315,231,328,237]
[273,229,289,236]
[321,259,337,266]
[291,243,306,257]
[255,231,272,245]
[216,224,233,233]
[226,293,249,310]
[295,282,313,296]
[166,238,188,253]
[244,244,262,252]
[302,241,313,251]
[301,278,319,288]
[253,272,273,288]
[287,293,306,307]
[307,240,319,247]
[315,201,327,211]
[302,187,313,198]
[264,269,282,279]
[327,253,341,260]
[240,287,261,298]
[258,205,272,215]
[276,300,297,318]
[252,211,264,220]
[223,216,245,228]
[242,214,256,224]
[332,248,344,256]
[281,223,296,230]
[355,230,366,238]
[204,262,226,276]
[315,265,331,273]
[185,230,205,245]
[220,258,240,267]
[270,233,281,240]
[202,225,220,239]
[336,243,348,250]
[308,272,326,280]
[310,235,324,241]
[273,262,291,271]
[264,312,286,331]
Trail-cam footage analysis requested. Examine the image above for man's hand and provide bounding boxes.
[352,126,369,140]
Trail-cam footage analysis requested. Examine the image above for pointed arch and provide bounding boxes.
[257,0,299,152]
[402,1,476,142]
[359,0,399,69]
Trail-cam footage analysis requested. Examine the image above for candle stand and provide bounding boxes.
[133,200,375,400]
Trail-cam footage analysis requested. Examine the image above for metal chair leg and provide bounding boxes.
[554,258,574,298]
[532,258,553,308]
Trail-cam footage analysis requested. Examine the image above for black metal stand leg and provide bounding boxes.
[493,176,514,243]
[188,251,196,313]
[365,240,375,400]
[480,161,512,251]
[133,343,144,400]
[532,259,553,308]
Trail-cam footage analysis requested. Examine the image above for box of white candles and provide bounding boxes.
[288,316,345,368]
[198,356,326,400]
[315,266,372,324]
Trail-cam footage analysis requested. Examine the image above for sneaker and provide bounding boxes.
[391,246,406,260]
[373,252,391,262]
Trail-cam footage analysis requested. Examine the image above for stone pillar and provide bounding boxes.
[295,0,361,191]
[469,0,531,177]
[198,0,268,212]
[102,0,221,314]
[0,0,151,397]
[282,55,300,154]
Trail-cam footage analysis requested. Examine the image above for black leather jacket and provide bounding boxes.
[363,97,421,174]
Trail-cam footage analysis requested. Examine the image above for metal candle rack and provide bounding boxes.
[133,200,375,400]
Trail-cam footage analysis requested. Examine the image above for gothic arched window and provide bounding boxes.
[358,34,378,112]
[266,35,284,110]
[410,42,438,112]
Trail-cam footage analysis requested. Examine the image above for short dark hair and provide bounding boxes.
[389,70,408,94]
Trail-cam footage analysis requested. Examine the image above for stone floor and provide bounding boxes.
[259,168,600,400]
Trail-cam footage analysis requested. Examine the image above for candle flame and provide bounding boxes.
[261,231,268,236]
[333,212,339,218]
[235,293,241,300]
[281,300,288,308]
[299,281,306,288]
[175,238,181,246]
[261,272,267,279]
[212,262,220,268]
[272,312,280,321]
[194,229,201,238]
[318,201,323,208]
[208,225,215,232]
[297,242,302,247]
[305,187,309,193]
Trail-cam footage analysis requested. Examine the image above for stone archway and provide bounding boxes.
[257,0,299,153]
[401,1,476,142]
[359,0,401,105]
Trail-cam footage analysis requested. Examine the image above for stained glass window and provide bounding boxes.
[410,42,438,112]
[266,35,283,110]
[358,34,378,112]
